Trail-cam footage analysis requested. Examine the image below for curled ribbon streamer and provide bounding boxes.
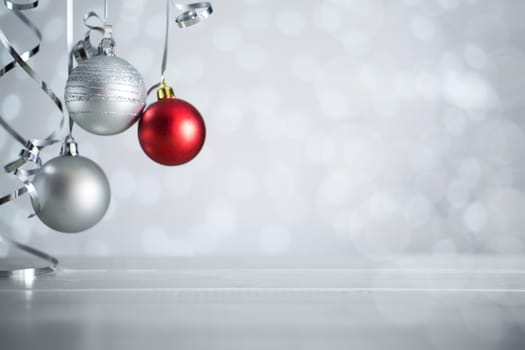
[69,11,106,69]
[0,0,62,277]
[147,1,213,96]
[173,1,213,29]
[0,230,58,278]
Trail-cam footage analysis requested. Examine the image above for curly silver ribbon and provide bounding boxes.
[69,11,107,67]
[147,0,213,95]
[0,0,63,277]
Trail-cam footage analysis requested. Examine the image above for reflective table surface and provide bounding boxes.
[1,256,525,350]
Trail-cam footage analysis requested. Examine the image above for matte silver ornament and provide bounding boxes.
[31,152,111,233]
[64,55,146,135]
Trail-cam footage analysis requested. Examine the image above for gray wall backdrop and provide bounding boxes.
[0,0,524,257]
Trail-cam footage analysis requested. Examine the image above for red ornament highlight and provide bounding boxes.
[138,97,206,166]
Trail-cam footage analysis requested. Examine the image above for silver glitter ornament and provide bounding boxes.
[64,55,146,135]
[30,142,111,233]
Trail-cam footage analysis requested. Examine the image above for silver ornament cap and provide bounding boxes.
[64,55,146,135]
[31,142,111,233]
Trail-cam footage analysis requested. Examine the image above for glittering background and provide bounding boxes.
[0,0,524,257]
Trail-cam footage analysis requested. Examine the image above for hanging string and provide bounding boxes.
[66,0,75,138]
[147,1,213,96]
[161,0,170,82]
[0,0,62,277]
[67,0,73,50]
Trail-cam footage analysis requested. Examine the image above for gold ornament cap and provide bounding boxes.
[157,79,175,100]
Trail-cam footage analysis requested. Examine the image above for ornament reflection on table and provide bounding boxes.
[0,0,214,277]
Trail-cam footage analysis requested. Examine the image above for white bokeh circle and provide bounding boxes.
[205,200,238,238]
[43,17,64,42]
[1,94,21,121]
[236,44,267,71]
[275,10,305,36]
[258,224,291,254]
[464,201,487,232]
[212,26,243,51]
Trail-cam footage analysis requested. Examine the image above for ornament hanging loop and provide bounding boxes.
[98,24,115,56]
[72,11,115,65]
[60,139,79,157]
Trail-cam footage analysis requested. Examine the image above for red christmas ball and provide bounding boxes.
[138,98,206,166]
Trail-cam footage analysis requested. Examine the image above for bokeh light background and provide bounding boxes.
[0,0,524,257]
